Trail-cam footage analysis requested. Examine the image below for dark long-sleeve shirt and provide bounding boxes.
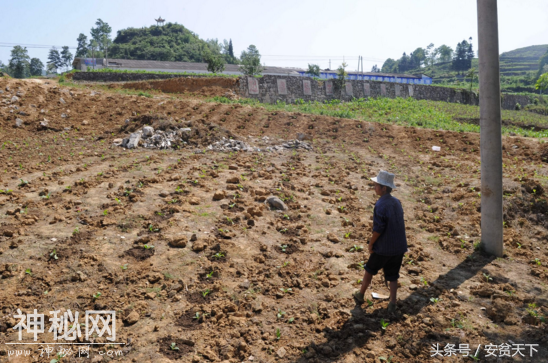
[372,194,408,256]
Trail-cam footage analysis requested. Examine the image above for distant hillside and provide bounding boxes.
[500,44,548,60]
[108,23,223,63]
[411,44,548,94]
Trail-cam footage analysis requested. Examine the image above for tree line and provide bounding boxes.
[0,46,46,78]
[373,38,474,74]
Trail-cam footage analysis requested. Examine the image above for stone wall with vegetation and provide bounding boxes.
[73,72,532,111]
[239,75,532,111]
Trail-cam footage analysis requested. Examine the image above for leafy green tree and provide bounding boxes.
[381,58,397,73]
[204,51,225,73]
[91,19,112,63]
[61,46,73,71]
[370,64,380,73]
[9,45,30,78]
[75,33,89,58]
[29,58,44,76]
[535,73,548,94]
[47,47,63,73]
[306,64,320,77]
[452,38,473,71]
[334,62,348,97]
[411,47,426,68]
[397,52,411,73]
[239,45,264,76]
[425,43,438,67]
[437,45,453,63]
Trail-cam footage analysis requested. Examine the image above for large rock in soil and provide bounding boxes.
[265,196,287,211]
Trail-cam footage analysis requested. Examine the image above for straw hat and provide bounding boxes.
[370,170,396,190]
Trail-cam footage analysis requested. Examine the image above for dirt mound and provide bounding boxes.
[120,76,239,97]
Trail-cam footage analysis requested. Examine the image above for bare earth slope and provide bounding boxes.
[0,77,548,362]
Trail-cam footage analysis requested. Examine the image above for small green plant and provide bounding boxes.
[193,312,201,320]
[430,297,440,304]
[380,318,390,330]
[103,210,108,216]
[483,273,492,282]
[420,276,428,286]
[72,227,79,235]
[533,258,542,266]
[170,342,179,351]
[277,309,286,319]
[379,356,393,363]
[202,289,211,297]
[213,252,225,259]
[50,249,58,260]
[143,244,155,249]
[283,214,290,220]
[18,178,29,187]
[280,244,288,252]
[50,352,65,363]
[275,328,282,340]
[366,299,373,307]
[25,268,32,276]
[121,264,128,270]
[206,270,215,279]
[279,287,292,293]
[93,292,101,300]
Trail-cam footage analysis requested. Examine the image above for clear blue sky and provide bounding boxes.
[1,0,547,71]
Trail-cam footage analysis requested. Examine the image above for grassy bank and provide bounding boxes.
[208,96,548,138]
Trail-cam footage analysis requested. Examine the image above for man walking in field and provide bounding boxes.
[353,170,408,313]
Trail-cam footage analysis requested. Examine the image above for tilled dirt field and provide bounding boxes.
[1,77,548,363]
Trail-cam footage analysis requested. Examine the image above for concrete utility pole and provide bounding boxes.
[477,0,503,257]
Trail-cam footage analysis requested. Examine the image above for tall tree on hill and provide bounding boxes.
[411,47,426,68]
[370,64,380,73]
[47,47,63,73]
[437,45,453,63]
[228,39,234,59]
[75,33,89,58]
[466,37,474,68]
[381,58,397,73]
[239,45,264,76]
[91,19,112,64]
[9,45,30,78]
[452,40,471,71]
[61,46,73,71]
[425,43,438,67]
[397,52,411,73]
[29,58,44,76]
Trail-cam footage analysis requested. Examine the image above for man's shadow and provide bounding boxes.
[293,250,497,362]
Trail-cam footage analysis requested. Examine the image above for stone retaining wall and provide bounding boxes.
[239,75,531,111]
[72,72,531,110]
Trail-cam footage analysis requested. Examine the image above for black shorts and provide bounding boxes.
[364,253,404,281]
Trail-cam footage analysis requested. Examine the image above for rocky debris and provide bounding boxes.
[11,96,19,103]
[142,126,154,138]
[265,196,288,211]
[59,97,66,104]
[207,138,253,152]
[271,139,312,151]
[121,132,142,149]
[15,118,23,128]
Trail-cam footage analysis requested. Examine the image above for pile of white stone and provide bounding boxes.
[118,125,192,149]
[205,136,312,153]
[206,138,253,152]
